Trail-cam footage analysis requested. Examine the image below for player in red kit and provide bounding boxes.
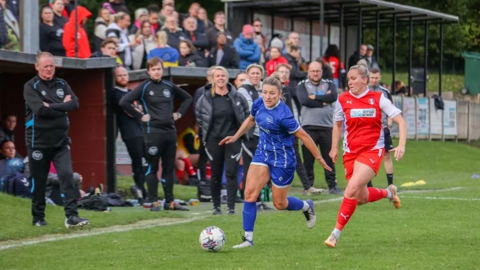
[324,60,407,248]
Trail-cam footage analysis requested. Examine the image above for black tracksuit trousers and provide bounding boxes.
[123,136,147,198]
[29,146,78,222]
[205,138,241,210]
[144,132,177,203]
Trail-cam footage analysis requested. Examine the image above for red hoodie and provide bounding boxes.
[62,6,92,58]
[265,56,289,76]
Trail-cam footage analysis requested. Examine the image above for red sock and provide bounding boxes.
[182,158,196,176]
[335,197,357,231]
[176,170,184,183]
[206,163,211,179]
[367,188,388,203]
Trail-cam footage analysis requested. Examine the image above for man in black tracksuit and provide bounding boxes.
[296,61,343,195]
[111,67,147,203]
[24,52,89,228]
[120,57,192,211]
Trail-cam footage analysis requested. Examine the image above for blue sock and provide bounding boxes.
[286,196,304,211]
[243,201,257,233]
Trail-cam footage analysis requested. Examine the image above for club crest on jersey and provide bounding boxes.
[32,151,43,161]
[350,109,376,118]
[266,116,273,123]
[163,89,171,97]
[56,89,65,98]
[249,91,253,96]
[148,146,158,155]
[237,101,240,106]
[149,91,154,96]
[368,98,375,105]
[41,91,46,96]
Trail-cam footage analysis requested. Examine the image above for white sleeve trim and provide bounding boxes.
[334,100,345,121]
[288,124,301,134]
[380,94,402,118]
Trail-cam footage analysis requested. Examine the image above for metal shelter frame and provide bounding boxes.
[222,0,459,96]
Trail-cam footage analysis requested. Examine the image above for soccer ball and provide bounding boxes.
[199,226,226,252]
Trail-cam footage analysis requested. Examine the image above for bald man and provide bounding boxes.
[296,61,343,195]
[111,67,147,203]
[24,52,89,228]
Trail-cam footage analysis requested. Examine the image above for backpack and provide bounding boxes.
[2,172,32,198]
[77,194,109,211]
[432,95,444,110]
[197,179,212,202]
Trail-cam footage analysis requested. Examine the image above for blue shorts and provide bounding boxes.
[251,155,295,188]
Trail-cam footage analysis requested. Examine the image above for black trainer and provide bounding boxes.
[32,220,48,226]
[227,208,236,215]
[328,187,344,195]
[164,201,189,211]
[65,216,90,229]
[235,196,244,203]
[258,203,273,211]
[213,207,222,215]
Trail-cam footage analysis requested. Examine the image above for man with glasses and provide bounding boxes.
[296,61,343,195]
[252,19,266,65]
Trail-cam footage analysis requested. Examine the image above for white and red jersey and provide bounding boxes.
[334,90,401,154]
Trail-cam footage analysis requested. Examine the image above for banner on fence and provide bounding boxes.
[430,99,443,135]
[391,96,402,136]
[116,136,132,164]
[403,97,416,136]
[416,98,429,135]
[443,100,457,136]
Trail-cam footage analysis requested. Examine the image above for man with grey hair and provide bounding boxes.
[24,52,89,228]
[183,16,209,53]
[296,61,343,195]
[364,44,379,70]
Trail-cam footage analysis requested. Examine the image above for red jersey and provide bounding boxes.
[324,56,345,79]
[265,56,289,76]
[335,90,401,154]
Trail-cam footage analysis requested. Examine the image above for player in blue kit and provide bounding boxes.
[219,75,332,248]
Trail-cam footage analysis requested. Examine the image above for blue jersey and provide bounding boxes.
[250,98,300,168]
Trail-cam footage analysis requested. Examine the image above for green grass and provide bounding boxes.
[117,175,198,201]
[380,72,464,93]
[0,140,479,269]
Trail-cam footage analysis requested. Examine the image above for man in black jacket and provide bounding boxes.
[183,17,209,54]
[284,45,307,88]
[206,11,234,50]
[24,52,89,228]
[120,57,192,212]
[348,44,367,70]
[111,67,147,203]
[207,32,239,69]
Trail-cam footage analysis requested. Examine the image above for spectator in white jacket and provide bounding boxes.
[129,20,157,70]
[106,12,133,69]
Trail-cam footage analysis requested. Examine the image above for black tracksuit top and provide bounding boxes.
[24,76,79,149]
[120,79,192,134]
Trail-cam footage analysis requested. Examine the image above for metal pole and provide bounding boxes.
[358,8,362,49]
[424,21,428,97]
[345,26,348,67]
[309,20,313,62]
[271,13,274,38]
[392,14,396,93]
[74,0,78,58]
[375,11,380,61]
[22,0,40,53]
[439,23,444,96]
[327,23,331,47]
[319,0,325,56]
[291,17,294,31]
[408,16,413,96]
[339,5,344,63]
[105,68,116,193]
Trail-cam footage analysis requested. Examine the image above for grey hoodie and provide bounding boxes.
[237,79,262,137]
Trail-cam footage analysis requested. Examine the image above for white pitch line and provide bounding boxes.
[0,217,205,252]
[0,187,466,251]
[403,196,480,201]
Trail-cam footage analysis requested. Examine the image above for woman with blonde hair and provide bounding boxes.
[195,66,250,215]
[147,30,179,67]
[129,20,157,70]
[198,7,213,31]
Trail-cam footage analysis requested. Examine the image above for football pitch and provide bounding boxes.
[1,141,479,270]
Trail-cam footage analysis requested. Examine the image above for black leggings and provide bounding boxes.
[144,132,177,203]
[241,136,261,202]
[205,138,241,209]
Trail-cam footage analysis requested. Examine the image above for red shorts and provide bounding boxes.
[343,149,384,180]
